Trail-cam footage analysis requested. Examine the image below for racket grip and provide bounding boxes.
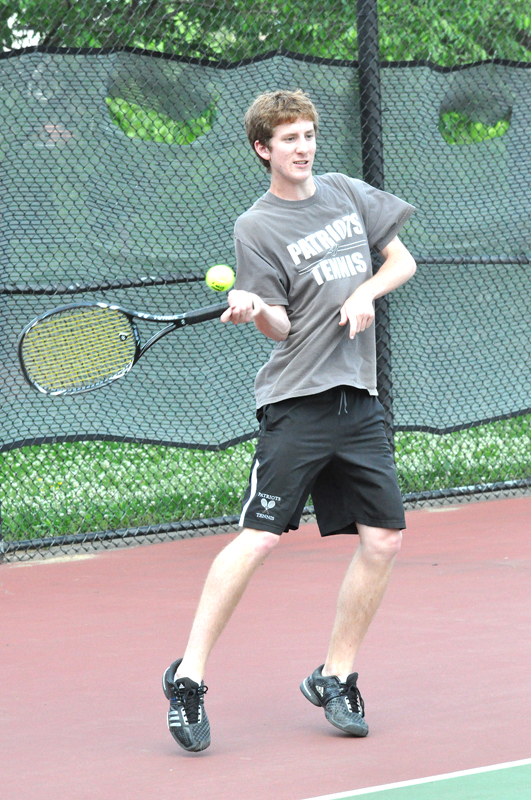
[181,303,228,325]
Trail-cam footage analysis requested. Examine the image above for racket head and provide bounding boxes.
[18,303,140,395]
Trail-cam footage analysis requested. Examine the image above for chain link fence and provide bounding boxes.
[1,0,530,560]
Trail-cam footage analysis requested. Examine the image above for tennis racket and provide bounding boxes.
[18,300,228,396]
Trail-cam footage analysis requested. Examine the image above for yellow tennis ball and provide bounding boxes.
[205,264,235,292]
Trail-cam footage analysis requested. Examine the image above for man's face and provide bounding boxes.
[255,118,316,185]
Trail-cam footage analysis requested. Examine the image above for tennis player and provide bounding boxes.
[163,89,416,751]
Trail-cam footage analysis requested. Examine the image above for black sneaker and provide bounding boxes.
[162,658,211,752]
[300,664,369,737]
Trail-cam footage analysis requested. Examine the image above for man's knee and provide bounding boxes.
[357,525,402,562]
[238,527,281,560]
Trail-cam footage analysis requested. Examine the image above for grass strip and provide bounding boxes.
[1,416,529,542]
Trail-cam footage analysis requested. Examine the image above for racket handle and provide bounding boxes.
[180,303,228,325]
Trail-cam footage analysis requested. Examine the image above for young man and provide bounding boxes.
[162,90,416,752]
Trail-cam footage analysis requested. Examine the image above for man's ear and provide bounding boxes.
[254,140,271,161]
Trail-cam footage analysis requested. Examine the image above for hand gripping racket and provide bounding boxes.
[18,301,227,396]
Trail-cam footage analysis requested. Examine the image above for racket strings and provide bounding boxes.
[21,306,137,393]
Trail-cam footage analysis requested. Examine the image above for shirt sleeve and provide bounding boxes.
[233,237,289,306]
[358,181,416,252]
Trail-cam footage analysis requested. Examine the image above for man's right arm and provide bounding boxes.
[220,289,290,342]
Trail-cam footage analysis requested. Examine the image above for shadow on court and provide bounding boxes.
[2,496,530,800]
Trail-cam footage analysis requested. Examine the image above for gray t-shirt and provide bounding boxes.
[233,172,415,408]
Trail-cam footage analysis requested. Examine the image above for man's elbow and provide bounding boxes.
[271,322,291,342]
[397,246,416,281]
[254,316,291,341]
[271,307,291,341]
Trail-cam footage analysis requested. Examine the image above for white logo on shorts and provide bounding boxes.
[261,498,276,510]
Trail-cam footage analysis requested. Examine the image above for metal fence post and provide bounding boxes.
[357,0,384,189]
[356,0,395,446]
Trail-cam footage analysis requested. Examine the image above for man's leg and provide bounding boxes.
[323,524,402,680]
[300,524,401,737]
[163,527,279,751]
[177,527,280,682]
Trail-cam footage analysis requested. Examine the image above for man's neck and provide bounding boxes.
[268,175,316,201]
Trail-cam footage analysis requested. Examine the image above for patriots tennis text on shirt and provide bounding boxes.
[286,212,368,285]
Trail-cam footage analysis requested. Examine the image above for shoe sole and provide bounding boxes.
[325,713,369,737]
[167,723,210,752]
[300,677,369,737]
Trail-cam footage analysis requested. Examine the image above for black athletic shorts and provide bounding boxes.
[239,385,406,536]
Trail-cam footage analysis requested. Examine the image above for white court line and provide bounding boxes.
[302,758,531,800]
[7,553,97,568]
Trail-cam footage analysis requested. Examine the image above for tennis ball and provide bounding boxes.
[205,264,235,292]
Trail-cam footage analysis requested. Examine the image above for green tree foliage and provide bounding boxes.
[2,0,530,65]
[439,111,511,145]
[379,1,531,64]
[106,96,216,143]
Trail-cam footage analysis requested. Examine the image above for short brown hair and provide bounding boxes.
[244,90,319,171]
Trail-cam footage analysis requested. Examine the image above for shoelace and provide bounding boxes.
[171,683,208,724]
[340,681,365,716]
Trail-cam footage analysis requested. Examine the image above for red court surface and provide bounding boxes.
[1,495,530,800]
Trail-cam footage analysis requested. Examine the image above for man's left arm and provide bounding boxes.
[339,236,416,339]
